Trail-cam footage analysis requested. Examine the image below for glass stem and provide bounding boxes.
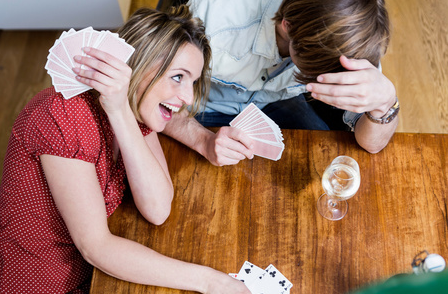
[328,199,337,208]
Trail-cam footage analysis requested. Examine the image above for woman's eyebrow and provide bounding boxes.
[172,68,192,76]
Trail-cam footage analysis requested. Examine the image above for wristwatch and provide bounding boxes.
[365,97,400,124]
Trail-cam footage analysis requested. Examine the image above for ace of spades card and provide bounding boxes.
[230,261,293,294]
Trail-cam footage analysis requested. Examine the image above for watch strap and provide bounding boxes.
[365,98,400,124]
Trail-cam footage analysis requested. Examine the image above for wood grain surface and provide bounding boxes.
[382,0,448,134]
[90,130,448,294]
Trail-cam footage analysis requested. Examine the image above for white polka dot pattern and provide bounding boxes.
[0,87,151,293]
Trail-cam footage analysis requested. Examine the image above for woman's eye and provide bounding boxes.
[172,75,182,82]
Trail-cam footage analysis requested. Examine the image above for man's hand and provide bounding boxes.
[306,55,396,116]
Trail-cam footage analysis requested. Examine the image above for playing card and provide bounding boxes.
[82,29,92,54]
[230,262,293,294]
[60,87,92,99]
[248,132,279,143]
[228,273,239,279]
[237,261,266,286]
[239,114,266,132]
[61,32,85,67]
[230,103,258,128]
[252,140,284,161]
[49,41,73,72]
[251,264,293,294]
[229,103,285,161]
[87,30,101,49]
[45,27,135,99]
[45,59,78,81]
[95,31,135,63]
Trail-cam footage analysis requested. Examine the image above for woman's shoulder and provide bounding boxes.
[17,87,104,161]
[29,87,96,112]
[17,87,102,141]
[21,88,99,127]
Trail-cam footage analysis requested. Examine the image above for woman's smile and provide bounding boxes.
[137,43,204,132]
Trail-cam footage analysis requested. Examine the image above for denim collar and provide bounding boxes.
[252,0,283,63]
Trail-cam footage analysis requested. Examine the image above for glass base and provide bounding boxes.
[317,193,348,221]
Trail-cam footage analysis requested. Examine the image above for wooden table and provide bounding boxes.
[90,130,448,294]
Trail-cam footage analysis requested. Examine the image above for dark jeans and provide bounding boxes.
[194,95,345,130]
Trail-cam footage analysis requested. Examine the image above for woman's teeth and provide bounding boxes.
[160,102,180,113]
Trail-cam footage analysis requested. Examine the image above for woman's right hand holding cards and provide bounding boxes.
[73,47,132,116]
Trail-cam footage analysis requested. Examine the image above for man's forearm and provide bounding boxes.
[162,110,213,157]
[354,114,398,154]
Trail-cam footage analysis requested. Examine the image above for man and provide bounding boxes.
[163,0,399,166]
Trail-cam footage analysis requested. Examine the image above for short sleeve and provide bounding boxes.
[137,121,152,137]
[24,91,102,164]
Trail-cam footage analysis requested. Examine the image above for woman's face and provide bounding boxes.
[137,43,204,132]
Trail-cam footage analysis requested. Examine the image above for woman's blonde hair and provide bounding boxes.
[117,5,211,121]
[273,0,390,84]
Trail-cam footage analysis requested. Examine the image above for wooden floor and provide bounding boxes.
[382,0,448,134]
[0,0,447,175]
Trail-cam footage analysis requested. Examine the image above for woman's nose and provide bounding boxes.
[180,84,194,105]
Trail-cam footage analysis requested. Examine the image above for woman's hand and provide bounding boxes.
[72,47,132,116]
[306,55,396,117]
[203,271,251,294]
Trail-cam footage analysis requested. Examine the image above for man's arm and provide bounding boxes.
[353,113,398,153]
[306,56,398,153]
[162,110,254,166]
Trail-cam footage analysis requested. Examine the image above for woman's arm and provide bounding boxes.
[107,103,174,225]
[74,47,174,224]
[40,155,250,293]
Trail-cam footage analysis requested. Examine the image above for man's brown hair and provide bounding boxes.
[273,0,390,84]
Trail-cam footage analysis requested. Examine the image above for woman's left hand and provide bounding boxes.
[306,55,396,117]
[72,47,132,116]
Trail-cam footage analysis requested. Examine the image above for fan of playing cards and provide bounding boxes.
[230,103,285,161]
[45,27,135,99]
[229,261,293,293]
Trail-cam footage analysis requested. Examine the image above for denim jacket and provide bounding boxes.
[188,0,361,129]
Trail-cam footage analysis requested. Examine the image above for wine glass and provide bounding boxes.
[316,156,360,221]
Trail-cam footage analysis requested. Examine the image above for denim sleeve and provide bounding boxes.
[343,111,364,131]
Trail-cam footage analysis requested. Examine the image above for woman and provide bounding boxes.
[0,5,250,294]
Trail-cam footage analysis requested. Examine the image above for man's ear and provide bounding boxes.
[281,19,291,33]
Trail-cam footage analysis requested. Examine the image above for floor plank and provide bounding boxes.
[383,0,448,134]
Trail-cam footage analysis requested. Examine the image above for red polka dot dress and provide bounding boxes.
[0,87,151,293]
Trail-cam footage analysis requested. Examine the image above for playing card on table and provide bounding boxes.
[236,261,266,286]
[230,103,285,161]
[251,264,293,294]
[45,27,135,99]
[229,261,293,294]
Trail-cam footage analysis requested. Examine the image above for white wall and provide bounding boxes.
[0,0,129,30]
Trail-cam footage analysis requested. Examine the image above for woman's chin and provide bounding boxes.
[142,114,170,133]
[150,121,168,133]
